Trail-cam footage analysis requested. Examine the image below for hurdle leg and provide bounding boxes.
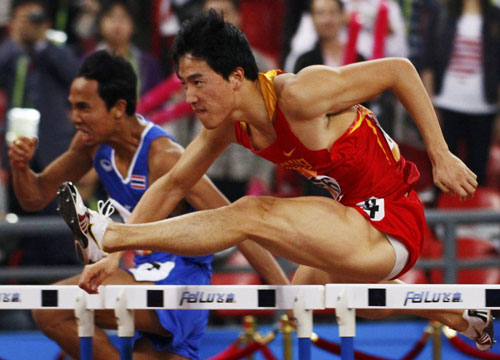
[114,289,135,360]
[294,290,313,360]
[336,289,356,360]
[75,290,95,360]
[431,321,442,360]
[280,314,294,360]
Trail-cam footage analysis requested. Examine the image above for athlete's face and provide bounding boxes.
[68,77,117,145]
[178,55,238,129]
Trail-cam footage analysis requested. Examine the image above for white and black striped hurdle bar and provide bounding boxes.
[1,284,500,360]
[0,285,324,360]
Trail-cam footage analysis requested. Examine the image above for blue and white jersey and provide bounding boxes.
[93,115,213,271]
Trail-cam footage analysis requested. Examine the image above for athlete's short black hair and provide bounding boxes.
[173,9,258,81]
[78,50,137,115]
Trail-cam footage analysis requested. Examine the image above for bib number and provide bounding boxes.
[356,197,385,221]
[129,261,176,282]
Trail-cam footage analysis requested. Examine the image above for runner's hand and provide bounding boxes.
[8,137,36,169]
[79,253,120,294]
[432,150,478,200]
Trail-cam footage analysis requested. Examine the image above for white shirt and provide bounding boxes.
[434,14,498,114]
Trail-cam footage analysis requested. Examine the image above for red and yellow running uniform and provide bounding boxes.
[234,70,426,277]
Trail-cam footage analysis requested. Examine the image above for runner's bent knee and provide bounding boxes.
[230,195,277,224]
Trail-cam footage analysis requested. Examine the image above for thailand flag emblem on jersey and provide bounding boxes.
[130,175,146,189]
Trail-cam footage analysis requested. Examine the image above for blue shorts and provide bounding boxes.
[128,256,211,359]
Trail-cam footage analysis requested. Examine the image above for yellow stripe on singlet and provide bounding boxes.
[348,105,391,163]
[366,120,391,164]
[258,70,281,121]
[348,105,369,135]
[239,69,281,131]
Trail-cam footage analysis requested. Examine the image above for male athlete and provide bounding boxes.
[9,50,288,360]
[60,11,494,350]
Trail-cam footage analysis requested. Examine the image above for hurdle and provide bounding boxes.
[1,284,499,360]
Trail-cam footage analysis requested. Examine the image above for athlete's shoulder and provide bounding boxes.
[273,72,295,96]
[149,135,181,156]
[147,136,185,183]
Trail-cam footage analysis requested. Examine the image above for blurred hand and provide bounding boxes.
[79,253,120,294]
[8,137,37,170]
[432,150,478,200]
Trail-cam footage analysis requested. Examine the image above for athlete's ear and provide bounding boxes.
[111,99,127,118]
[230,67,245,90]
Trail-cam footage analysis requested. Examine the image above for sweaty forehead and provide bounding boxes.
[178,56,213,78]
[69,77,99,100]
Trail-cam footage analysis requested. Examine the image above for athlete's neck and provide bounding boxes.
[108,115,145,160]
[234,78,277,149]
[231,78,272,128]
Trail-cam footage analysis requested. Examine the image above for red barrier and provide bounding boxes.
[448,334,500,360]
[207,340,267,360]
[401,331,429,360]
[343,12,362,65]
[372,0,389,59]
[147,102,193,125]
[260,346,278,360]
[206,339,243,360]
[136,74,183,114]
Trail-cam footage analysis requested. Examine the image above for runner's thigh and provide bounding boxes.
[248,196,395,281]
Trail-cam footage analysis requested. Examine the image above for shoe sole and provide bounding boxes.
[478,315,495,351]
[57,183,90,265]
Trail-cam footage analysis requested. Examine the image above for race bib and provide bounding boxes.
[356,197,385,221]
[129,261,175,282]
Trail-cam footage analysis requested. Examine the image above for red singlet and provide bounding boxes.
[234,70,426,277]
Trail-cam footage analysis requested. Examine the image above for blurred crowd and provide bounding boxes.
[0,0,499,277]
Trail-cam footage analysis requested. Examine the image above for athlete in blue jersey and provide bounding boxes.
[8,50,289,360]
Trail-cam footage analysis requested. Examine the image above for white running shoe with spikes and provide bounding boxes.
[57,181,113,264]
[461,309,496,351]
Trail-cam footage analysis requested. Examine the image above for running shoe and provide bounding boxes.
[461,309,495,351]
[57,181,113,264]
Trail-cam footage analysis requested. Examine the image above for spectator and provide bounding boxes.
[293,0,354,72]
[90,0,163,96]
[406,0,436,72]
[283,0,408,72]
[281,2,317,72]
[280,0,310,69]
[71,0,101,55]
[345,0,408,60]
[0,0,79,266]
[0,0,10,40]
[421,0,500,186]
